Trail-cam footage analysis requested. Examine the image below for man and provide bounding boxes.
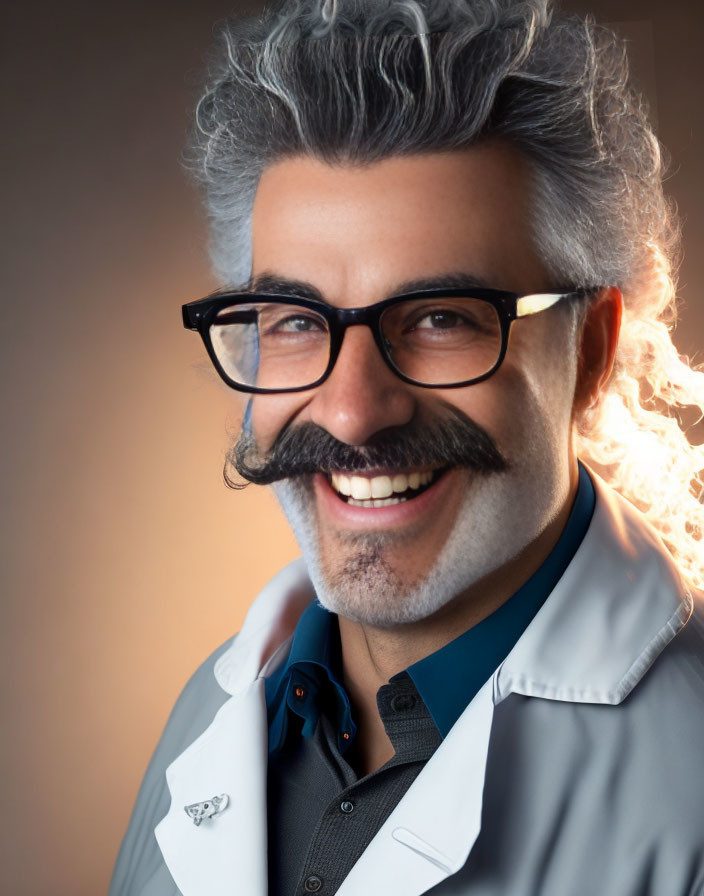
[111,1,704,894]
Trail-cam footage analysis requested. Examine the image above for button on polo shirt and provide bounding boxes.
[266,462,596,895]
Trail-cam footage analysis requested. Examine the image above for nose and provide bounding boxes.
[308,324,417,446]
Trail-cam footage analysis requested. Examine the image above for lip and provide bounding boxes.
[313,467,459,531]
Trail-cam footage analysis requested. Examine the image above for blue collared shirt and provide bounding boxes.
[265,461,596,752]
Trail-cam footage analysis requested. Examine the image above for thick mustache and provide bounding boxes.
[228,409,509,486]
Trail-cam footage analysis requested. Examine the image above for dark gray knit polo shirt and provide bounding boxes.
[267,671,441,896]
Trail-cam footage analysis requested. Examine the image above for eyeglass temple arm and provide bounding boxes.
[182,305,258,330]
[515,292,572,318]
[182,305,203,330]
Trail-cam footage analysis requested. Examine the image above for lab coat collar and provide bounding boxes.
[156,470,692,896]
[496,472,692,704]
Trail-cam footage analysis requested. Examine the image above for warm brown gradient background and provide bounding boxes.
[2,1,702,893]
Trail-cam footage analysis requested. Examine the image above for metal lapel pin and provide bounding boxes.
[184,793,230,826]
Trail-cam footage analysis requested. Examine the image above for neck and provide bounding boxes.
[338,463,579,776]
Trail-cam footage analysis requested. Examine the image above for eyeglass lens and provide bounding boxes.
[209,297,502,390]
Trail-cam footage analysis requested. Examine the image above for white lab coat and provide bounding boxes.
[111,471,704,895]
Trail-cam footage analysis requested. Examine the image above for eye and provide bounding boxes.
[260,310,327,336]
[385,298,500,349]
[407,306,486,334]
[413,309,465,330]
[276,316,323,333]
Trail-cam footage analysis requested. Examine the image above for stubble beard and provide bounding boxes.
[271,440,563,629]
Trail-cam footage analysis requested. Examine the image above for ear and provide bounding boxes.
[573,286,623,414]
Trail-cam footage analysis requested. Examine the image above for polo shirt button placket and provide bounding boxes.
[304,874,323,892]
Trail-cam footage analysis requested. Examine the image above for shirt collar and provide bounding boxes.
[264,600,356,753]
[280,597,340,672]
[404,461,595,736]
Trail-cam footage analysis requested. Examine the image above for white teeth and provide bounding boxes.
[331,473,352,496]
[370,475,393,498]
[348,496,408,507]
[350,475,372,500]
[330,469,438,502]
[392,474,408,493]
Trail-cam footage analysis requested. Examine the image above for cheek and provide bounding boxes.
[505,319,579,430]
[454,351,576,461]
[250,394,310,449]
[530,329,579,428]
[431,377,522,460]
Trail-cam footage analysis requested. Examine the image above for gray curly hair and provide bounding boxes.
[189,0,704,592]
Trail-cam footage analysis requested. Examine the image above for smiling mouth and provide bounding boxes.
[326,468,446,507]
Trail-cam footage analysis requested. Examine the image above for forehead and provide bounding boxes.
[250,144,552,303]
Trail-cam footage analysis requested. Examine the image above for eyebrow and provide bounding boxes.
[244,270,494,301]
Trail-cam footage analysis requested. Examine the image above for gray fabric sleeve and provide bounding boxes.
[108,636,235,896]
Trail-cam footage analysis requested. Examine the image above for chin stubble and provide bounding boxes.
[272,468,514,628]
[272,439,563,629]
[246,402,565,627]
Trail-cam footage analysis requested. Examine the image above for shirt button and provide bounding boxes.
[390,693,416,712]
[304,875,323,892]
[340,800,354,814]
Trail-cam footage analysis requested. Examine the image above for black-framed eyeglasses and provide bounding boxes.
[182,285,593,394]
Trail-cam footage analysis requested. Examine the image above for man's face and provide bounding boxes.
[247,145,580,628]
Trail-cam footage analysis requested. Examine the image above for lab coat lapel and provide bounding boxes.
[154,681,268,896]
[337,676,496,896]
[155,558,315,896]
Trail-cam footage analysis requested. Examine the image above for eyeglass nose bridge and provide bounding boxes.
[333,305,383,325]
[324,304,397,381]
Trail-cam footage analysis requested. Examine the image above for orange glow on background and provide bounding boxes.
[1,1,702,893]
